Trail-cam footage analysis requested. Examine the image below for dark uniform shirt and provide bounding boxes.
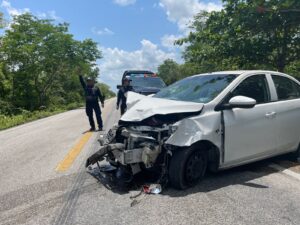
[79,75,104,105]
[117,86,133,108]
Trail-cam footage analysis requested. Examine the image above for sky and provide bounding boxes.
[0,0,222,91]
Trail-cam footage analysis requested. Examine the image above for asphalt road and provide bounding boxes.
[0,98,300,225]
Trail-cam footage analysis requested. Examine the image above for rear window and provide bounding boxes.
[272,75,300,100]
[131,77,166,88]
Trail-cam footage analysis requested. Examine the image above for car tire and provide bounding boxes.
[169,146,208,190]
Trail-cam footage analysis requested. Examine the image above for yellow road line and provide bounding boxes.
[56,132,93,172]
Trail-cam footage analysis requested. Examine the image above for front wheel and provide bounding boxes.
[169,147,208,190]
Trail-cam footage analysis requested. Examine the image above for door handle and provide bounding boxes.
[265,112,276,118]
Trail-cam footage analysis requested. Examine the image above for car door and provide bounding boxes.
[271,74,300,152]
[223,74,279,165]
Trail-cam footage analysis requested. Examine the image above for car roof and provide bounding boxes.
[192,70,287,77]
[131,76,162,79]
[123,70,154,74]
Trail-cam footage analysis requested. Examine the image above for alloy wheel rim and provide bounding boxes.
[185,152,205,184]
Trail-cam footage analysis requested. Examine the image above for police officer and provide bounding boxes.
[79,75,104,131]
[116,76,133,116]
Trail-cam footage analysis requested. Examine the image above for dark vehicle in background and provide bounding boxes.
[121,70,155,85]
[118,70,166,95]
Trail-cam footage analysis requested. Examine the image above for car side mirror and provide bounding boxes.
[228,96,256,109]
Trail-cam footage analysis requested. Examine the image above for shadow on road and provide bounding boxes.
[87,168,132,194]
[87,153,299,197]
[163,161,273,198]
[87,165,162,195]
[163,153,299,197]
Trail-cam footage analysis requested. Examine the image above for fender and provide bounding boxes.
[165,111,223,155]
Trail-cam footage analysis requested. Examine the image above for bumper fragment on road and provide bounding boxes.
[56,132,93,172]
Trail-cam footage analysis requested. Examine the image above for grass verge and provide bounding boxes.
[0,103,83,131]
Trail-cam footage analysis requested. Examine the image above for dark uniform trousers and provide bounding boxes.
[86,101,103,129]
[120,104,127,115]
[117,86,133,116]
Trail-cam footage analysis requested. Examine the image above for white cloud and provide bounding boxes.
[157,1,222,65]
[113,0,136,6]
[161,34,183,50]
[92,27,114,36]
[1,0,62,26]
[159,0,222,33]
[1,0,30,17]
[99,39,177,90]
[37,10,62,21]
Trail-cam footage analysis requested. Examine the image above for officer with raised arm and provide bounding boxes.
[79,75,104,131]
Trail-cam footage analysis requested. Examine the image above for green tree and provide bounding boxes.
[158,59,210,85]
[0,13,101,110]
[97,83,116,99]
[286,60,300,80]
[157,59,181,85]
[0,11,4,28]
[178,0,300,72]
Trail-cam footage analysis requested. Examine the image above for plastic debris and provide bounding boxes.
[142,184,162,194]
[99,164,117,173]
[129,184,162,207]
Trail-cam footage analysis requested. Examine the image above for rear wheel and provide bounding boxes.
[169,146,208,190]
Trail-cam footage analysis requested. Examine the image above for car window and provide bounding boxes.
[230,75,270,104]
[154,74,237,103]
[130,77,166,88]
[272,75,300,100]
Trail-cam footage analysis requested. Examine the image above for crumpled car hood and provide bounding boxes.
[121,92,204,122]
[126,91,146,110]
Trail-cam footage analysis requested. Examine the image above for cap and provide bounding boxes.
[124,76,132,81]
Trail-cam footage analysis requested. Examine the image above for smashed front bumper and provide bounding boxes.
[86,125,171,172]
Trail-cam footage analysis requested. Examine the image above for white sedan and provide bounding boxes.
[87,70,300,189]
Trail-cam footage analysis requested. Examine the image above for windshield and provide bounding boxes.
[154,74,237,103]
[131,77,166,88]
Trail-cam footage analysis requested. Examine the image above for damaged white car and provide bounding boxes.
[86,70,300,189]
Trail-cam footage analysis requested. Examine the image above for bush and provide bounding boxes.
[0,101,86,130]
[0,100,14,115]
[65,102,83,110]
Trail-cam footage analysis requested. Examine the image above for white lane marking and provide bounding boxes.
[269,163,300,181]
